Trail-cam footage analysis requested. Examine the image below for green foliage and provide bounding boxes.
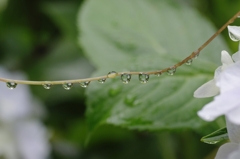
[79,0,228,131]
[201,127,228,144]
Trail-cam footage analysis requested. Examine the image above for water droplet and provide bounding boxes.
[108,85,121,97]
[167,67,176,75]
[121,73,131,84]
[194,53,199,59]
[62,83,72,90]
[98,78,106,84]
[42,83,51,89]
[155,72,161,77]
[6,82,17,89]
[185,59,193,65]
[203,140,219,144]
[139,73,149,83]
[107,71,118,78]
[229,32,240,41]
[124,95,136,106]
[80,81,90,88]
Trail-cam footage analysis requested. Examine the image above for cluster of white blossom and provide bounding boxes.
[0,68,50,159]
[194,26,240,159]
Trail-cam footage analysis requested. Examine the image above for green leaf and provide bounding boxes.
[0,0,7,13]
[201,127,228,144]
[78,0,229,131]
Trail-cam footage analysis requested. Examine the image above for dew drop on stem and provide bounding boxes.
[139,73,149,84]
[62,83,73,90]
[121,73,131,84]
[98,78,106,84]
[155,72,161,77]
[107,71,117,78]
[6,82,17,89]
[185,59,193,65]
[42,83,52,89]
[167,67,176,75]
[80,81,90,88]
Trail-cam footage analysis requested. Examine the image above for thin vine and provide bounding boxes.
[0,11,240,89]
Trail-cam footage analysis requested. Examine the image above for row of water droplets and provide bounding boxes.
[5,55,197,90]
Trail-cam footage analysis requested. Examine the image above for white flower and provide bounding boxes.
[194,25,240,98]
[197,61,240,124]
[195,25,240,159]
[215,119,240,159]
[194,50,235,98]
[228,26,240,42]
[0,67,50,159]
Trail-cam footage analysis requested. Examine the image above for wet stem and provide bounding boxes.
[0,11,240,89]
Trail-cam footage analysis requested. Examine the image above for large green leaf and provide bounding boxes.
[78,0,228,131]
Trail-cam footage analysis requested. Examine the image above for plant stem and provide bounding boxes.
[0,11,240,86]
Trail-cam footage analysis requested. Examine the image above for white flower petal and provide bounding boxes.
[227,105,240,126]
[226,118,240,143]
[232,51,240,62]
[0,68,33,123]
[232,43,240,62]
[193,79,219,98]
[0,66,50,159]
[15,120,50,159]
[197,89,240,121]
[229,149,240,159]
[228,26,240,41]
[0,127,19,159]
[217,62,240,93]
[221,50,234,67]
[215,143,239,159]
[214,66,222,82]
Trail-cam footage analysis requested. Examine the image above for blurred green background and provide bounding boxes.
[0,0,239,159]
